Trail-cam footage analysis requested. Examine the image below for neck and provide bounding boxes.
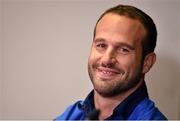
[94,81,143,120]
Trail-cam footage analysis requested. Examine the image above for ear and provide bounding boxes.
[142,52,156,74]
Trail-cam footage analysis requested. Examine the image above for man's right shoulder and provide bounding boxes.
[129,97,167,120]
[54,101,85,120]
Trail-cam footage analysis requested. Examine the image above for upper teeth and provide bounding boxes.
[102,70,112,74]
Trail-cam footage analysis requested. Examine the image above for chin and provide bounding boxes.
[93,77,141,97]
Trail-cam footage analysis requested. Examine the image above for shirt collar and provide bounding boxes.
[81,90,95,116]
[82,81,148,119]
[112,81,148,119]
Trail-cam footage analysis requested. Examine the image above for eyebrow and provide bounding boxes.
[94,38,135,50]
[93,38,106,43]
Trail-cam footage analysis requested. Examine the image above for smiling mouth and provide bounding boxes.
[96,67,123,80]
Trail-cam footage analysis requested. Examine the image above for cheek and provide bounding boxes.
[117,55,141,72]
[88,49,101,64]
[88,51,95,64]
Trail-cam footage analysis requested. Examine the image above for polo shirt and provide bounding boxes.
[55,81,167,120]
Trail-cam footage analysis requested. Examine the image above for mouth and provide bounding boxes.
[96,67,123,80]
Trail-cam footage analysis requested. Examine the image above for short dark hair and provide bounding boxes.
[93,4,157,57]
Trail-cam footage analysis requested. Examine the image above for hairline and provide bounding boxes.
[93,12,148,57]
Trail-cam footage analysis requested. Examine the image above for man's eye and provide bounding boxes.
[96,43,106,48]
[119,47,130,54]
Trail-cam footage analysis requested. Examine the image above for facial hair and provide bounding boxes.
[88,61,143,97]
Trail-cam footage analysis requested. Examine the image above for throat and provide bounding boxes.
[94,92,123,120]
[93,81,143,120]
[98,108,113,120]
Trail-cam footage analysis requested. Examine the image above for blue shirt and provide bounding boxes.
[55,82,167,120]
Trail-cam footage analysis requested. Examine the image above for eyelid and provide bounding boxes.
[121,46,130,51]
[94,39,107,47]
[119,47,129,52]
[118,44,135,51]
[95,42,107,50]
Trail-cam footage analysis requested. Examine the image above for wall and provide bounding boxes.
[1,0,180,119]
[0,0,3,118]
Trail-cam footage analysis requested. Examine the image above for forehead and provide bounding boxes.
[95,13,146,44]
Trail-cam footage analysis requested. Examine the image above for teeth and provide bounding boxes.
[102,70,112,74]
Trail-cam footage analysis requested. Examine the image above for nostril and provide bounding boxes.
[101,62,114,68]
[101,55,117,68]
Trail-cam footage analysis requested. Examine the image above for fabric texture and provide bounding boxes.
[55,82,167,120]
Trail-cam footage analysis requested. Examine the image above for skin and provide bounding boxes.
[88,13,156,120]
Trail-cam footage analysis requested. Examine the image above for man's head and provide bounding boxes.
[88,4,157,97]
[94,5,157,58]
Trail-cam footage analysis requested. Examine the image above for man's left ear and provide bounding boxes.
[142,52,156,74]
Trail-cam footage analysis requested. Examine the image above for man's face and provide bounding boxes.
[88,13,146,97]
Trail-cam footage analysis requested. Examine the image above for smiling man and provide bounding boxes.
[55,4,167,120]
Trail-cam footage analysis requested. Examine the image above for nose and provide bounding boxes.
[101,48,117,68]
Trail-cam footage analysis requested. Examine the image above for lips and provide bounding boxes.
[96,67,122,80]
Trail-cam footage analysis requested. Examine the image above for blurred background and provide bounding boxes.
[0,0,179,120]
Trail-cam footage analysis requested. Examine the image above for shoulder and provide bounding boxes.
[54,101,84,120]
[129,97,167,120]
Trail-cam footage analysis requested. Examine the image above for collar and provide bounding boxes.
[81,81,148,120]
[81,90,95,117]
[111,81,148,119]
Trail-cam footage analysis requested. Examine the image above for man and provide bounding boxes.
[55,4,167,120]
